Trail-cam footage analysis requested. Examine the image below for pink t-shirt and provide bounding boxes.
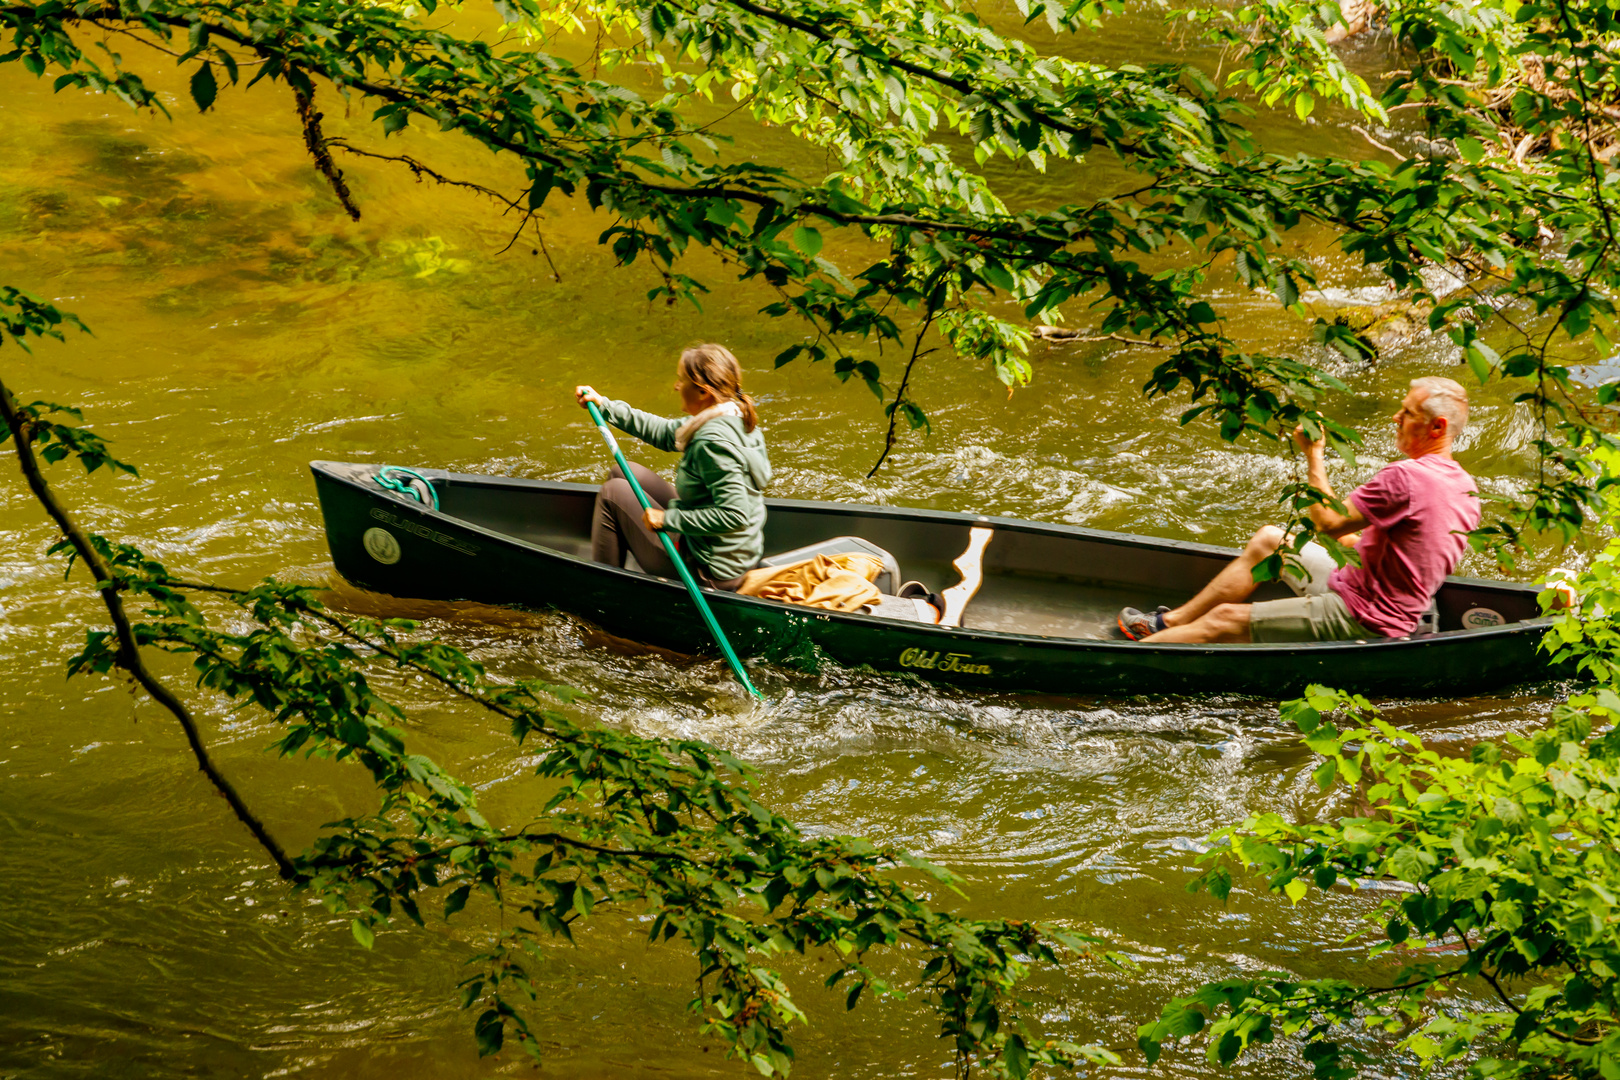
[1329,455,1481,637]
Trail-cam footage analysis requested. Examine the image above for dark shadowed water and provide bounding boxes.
[0,11,1573,1079]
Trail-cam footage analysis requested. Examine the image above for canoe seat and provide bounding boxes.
[759,536,900,595]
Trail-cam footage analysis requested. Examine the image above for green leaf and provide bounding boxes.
[444,884,472,918]
[474,1009,504,1056]
[792,225,823,258]
[1004,1033,1031,1078]
[189,62,217,112]
[981,262,1016,292]
[1388,845,1434,883]
[1457,137,1485,163]
[351,918,375,950]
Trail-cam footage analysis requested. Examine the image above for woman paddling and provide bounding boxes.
[575,344,772,591]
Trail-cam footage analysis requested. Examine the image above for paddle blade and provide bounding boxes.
[938,524,993,628]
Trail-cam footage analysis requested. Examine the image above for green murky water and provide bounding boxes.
[0,14,1573,1079]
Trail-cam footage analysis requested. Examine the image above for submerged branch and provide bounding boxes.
[1033,325,1167,348]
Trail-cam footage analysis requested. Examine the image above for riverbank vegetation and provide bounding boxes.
[5,0,1620,1075]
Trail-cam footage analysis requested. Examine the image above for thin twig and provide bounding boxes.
[531,218,561,281]
[868,298,941,477]
[1351,124,1404,159]
[325,138,525,214]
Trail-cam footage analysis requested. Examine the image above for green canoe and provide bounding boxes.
[310,461,1566,697]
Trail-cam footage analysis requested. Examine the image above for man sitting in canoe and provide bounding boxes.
[1118,376,1481,644]
[575,344,772,591]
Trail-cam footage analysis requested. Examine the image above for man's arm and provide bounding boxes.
[1297,426,1369,539]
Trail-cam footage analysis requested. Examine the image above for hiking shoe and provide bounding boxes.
[1117,605,1170,641]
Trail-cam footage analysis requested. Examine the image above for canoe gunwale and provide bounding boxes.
[311,460,1554,659]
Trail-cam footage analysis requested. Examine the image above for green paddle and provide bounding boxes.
[584,398,763,700]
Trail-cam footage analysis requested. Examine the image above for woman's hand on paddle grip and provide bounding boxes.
[642,508,665,531]
[575,385,605,409]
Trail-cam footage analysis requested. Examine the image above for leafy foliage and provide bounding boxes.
[8,0,1614,554]
[1142,680,1620,1080]
[0,287,131,476]
[0,397,134,477]
[1,283,87,349]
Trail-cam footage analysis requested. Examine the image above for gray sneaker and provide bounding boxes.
[1117,605,1170,641]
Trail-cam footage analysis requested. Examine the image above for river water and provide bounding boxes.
[0,11,1575,1079]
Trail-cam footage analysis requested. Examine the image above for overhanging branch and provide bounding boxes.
[0,377,297,880]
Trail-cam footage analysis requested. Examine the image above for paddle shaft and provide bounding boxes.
[584,400,763,699]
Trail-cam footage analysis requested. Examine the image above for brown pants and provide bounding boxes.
[590,463,744,590]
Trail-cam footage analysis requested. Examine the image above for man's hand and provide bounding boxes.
[1294,422,1367,539]
[1294,423,1326,458]
[575,385,606,409]
[643,507,665,532]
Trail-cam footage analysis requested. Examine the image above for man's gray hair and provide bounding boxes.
[1411,376,1469,435]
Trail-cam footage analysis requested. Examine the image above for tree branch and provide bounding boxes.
[0,379,297,880]
[292,74,360,221]
[1033,325,1167,347]
[709,0,1153,161]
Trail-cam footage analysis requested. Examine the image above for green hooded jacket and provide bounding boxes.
[598,398,773,581]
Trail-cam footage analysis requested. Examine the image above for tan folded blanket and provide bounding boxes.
[737,553,884,611]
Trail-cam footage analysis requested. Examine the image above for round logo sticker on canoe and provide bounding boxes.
[363,527,402,565]
[1461,606,1504,629]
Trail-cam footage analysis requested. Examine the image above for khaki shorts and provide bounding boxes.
[1249,590,1374,643]
[1282,541,1338,597]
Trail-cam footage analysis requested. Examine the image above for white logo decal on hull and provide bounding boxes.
[363,527,402,565]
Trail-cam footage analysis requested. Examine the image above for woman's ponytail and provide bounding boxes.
[735,390,759,433]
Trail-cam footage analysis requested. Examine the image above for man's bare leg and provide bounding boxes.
[1145,601,1252,643]
[1158,524,1285,630]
